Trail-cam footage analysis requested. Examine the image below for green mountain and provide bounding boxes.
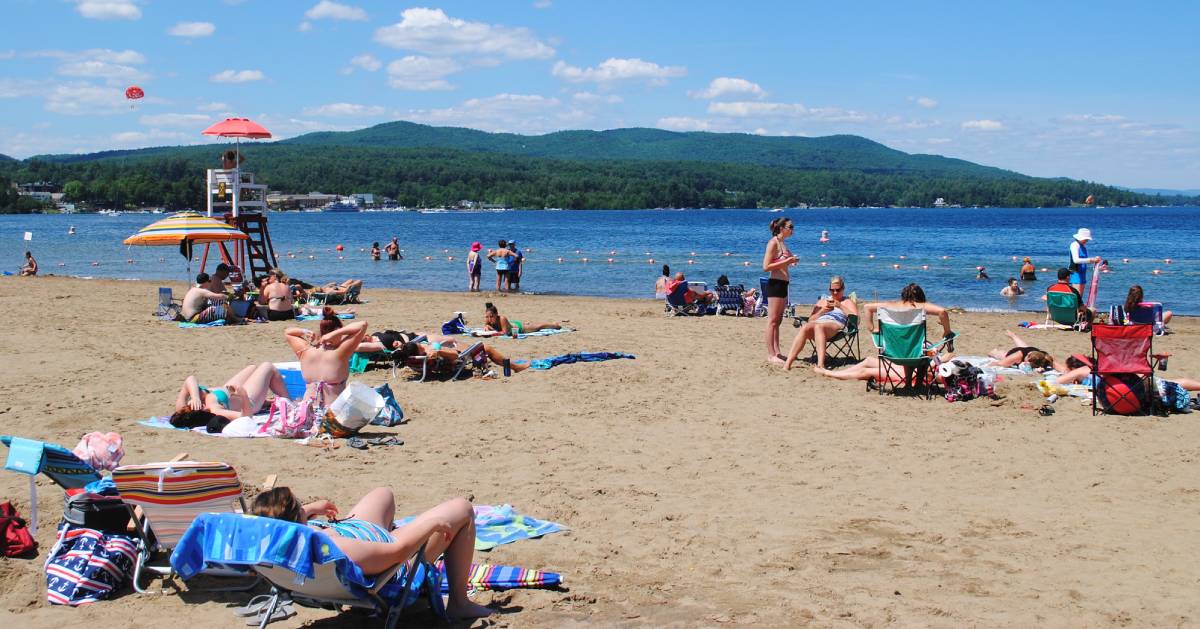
[281,121,1019,179]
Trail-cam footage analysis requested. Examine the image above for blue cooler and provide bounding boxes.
[276,363,307,399]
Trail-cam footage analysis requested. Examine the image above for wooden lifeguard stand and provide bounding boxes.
[201,167,278,285]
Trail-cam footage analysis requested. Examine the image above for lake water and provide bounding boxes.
[4,207,1199,314]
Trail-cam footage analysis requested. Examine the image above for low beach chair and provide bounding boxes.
[407,341,485,381]
[171,513,445,629]
[155,287,183,320]
[1046,288,1085,329]
[664,282,703,316]
[1,435,103,536]
[755,276,795,318]
[352,335,426,378]
[1127,301,1167,335]
[870,308,957,399]
[309,284,362,307]
[714,284,746,316]
[112,461,256,593]
[1091,324,1160,416]
[793,314,861,365]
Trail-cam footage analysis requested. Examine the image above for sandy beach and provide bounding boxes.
[2,275,1199,627]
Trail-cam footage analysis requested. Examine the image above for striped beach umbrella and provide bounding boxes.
[124,211,248,280]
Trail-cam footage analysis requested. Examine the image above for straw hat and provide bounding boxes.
[1073,228,1093,241]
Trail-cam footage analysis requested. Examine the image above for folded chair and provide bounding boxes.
[170,513,446,629]
[870,308,957,399]
[664,282,703,316]
[793,314,861,365]
[1,435,103,536]
[714,284,746,316]
[155,287,183,321]
[1091,324,1160,416]
[1046,288,1085,329]
[112,461,256,593]
[407,342,485,382]
[309,284,362,307]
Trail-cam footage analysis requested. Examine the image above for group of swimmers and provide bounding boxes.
[370,237,403,261]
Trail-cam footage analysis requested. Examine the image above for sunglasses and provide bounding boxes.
[829,286,843,292]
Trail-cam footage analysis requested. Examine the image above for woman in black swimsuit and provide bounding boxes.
[987,330,1063,370]
[762,217,798,364]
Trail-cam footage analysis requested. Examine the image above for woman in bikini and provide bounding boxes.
[481,303,562,338]
[762,217,798,364]
[392,340,528,376]
[250,486,492,620]
[171,363,290,425]
[284,309,369,404]
[783,275,857,371]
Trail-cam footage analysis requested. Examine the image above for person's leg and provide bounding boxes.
[765,297,786,362]
[1006,330,1029,347]
[345,486,397,529]
[223,364,258,388]
[407,497,490,618]
[495,271,503,292]
[1164,310,1173,324]
[1171,377,1200,391]
[525,322,561,332]
[812,321,840,369]
[991,350,1025,368]
[240,362,287,408]
[814,357,879,381]
[483,345,527,372]
[782,323,815,370]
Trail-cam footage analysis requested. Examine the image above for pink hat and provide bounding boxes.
[471,242,482,252]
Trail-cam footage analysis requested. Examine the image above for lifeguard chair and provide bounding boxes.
[201,166,278,286]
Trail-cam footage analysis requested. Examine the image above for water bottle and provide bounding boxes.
[1046,394,1059,403]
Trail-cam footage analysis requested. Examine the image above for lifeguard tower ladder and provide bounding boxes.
[202,167,278,286]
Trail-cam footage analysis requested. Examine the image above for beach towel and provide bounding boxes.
[467,327,575,339]
[139,414,273,438]
[528,352,635,370]
[955,355,1028,377]
[1018,320,1072,330]
[433,561,562,592]
[396,504,566,551]
[45,523,137,606]
[179,319,226,328]
[296,313,355,322]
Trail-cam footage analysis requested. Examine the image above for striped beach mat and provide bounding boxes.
[436,561,562,591]
[112,462,244,548]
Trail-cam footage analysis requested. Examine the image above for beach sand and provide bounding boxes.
[2,276,1199,627]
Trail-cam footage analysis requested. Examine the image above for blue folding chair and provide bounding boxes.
[172,513,446,629]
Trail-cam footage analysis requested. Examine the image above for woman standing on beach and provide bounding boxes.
[466,242,482,292]
[762,218,798,364]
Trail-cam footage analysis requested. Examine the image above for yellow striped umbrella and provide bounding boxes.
[123,210,248,246]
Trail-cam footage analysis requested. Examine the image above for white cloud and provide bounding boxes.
[72,0,141,21]
[572,91,622,104]
[386,56,461,91]
[168,22,216,38]
[197,101,229,112]
[57,60,146,83]
[401,93,590,134]
[298,22,313,32]
[302,103,386,117]
[45,82,130,115]
[0,51,15,60]
[349,54,381,72]
[552,58,686,86]
[111,130,148,143]
[305,0,367,21]
[656,117,710,132]
[1061,113,1125,124]
[707,101,872,123]
[690,77,766,100]
[138,113,210,127]
[962,119,1004,131]
[210,69,265,83]
[0,78,44,98]
[914,96,938,108]
[375,8,554,61]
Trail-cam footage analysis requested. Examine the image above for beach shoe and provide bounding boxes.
[346,436,368,450]
[233,595,275,617]
[366,436,402,447]
[246,601,295,626]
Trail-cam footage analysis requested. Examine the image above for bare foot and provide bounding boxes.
[447,599,494,619]
[768,356,786,365]
[814,366,832,376]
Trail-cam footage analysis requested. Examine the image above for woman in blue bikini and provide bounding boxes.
[250,486,493,620]
[173,362,290,421]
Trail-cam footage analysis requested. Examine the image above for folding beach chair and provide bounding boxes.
[309,284,362,307]
[407,342,486,381]
[112,461,256,593]
[664,282,704,316]
[870,308,957,399]
[1046,288,1085,329]
[793,314,861,365]
[1090,324,1161,416]
[171,513,446,629]
[1,435,103,536]
[155,287,183,321]
[1127,302,1167,335]
[714,284,746,316]
[352,335,427,378]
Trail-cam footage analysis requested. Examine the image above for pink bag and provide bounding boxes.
[72,432,124,472]
[259,387,321,438]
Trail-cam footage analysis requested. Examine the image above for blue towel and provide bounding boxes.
[3,437,44,475]
[179,319,225,328]
[396,504,566,551]
[296,313,355,321]
[528,352,635,370]
[466,327,575,339]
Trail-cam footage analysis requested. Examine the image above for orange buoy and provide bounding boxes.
[126,259,133,264]
[91,261,99,266]
[942,255,950,260]
[1122,258,1130,263]
[338,255,344,260]
[424,256,431,261]
[1040,267,1048,272]
[819,261,828,267]
[687,259,694,265]
[57,262,65,267]
[690,251,696,256]
[582,257,589,263]
[447,256,454,261]
[610,250,617,255]
[1164,258,1172,264]
[743,261,750,266]
[899,255,907,260]
[820,253,827,258]
[1011,256,1018,261]
[724,252,731,256]
[575,249,581,254]
[648,258,654,263]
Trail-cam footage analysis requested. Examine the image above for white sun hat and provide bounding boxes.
[1073,228,1093,241]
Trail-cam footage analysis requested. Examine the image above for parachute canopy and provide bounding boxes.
[1085,194,1096,205]
[125,86,144,100]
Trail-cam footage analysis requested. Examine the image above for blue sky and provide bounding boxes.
[2,0,1198,188]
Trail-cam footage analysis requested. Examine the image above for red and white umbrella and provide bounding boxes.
[201,117,272,165]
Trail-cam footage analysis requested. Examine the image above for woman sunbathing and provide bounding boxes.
[393,340,528,375]
[482,302,563,338]
[171,362,290,426]
[783,275,857,370]
[986,331,1095,383]
[250,487,492,620]
[284,309,369,404]
[355,329,459,353]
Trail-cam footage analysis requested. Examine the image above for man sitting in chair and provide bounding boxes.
[1045,268,1093,324]
[182,272,241,324]
[665,272,716,306]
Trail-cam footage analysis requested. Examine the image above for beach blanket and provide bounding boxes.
[529,351,635,370]
[955,355,1028,377]
[139,414,273,438]
[396,504,566,551]
[433,561,562,592]
[1018,320,1072,330]
[179,319,225,328]
[296,313,356,322]
[467,327,574,339]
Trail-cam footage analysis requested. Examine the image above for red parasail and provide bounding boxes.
[125,86,144,100]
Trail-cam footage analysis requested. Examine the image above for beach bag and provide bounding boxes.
[942,360,991,402]
[371,383,406,426]
[72,432,124,472]
[442,313,468,335]
[260,393,320,438]
[45,523,137,606]
[320,382,382,437]
[0,501,36,557]
[62,492,131,533]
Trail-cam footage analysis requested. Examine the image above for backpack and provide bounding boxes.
[0,501,36,557]
[442,313,468,335]
[259,391,321,438]
[942,360,992,402]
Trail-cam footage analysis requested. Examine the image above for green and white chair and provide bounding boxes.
[871,308,957,399]
[1046,289,1085,329]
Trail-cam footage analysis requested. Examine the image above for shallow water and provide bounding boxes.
[4,207,1198,313]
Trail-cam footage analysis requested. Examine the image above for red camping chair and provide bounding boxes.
[1090,324,1161,416]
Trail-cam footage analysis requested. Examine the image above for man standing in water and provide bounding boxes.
[384,237,401,261]
[1068,228,1100,298]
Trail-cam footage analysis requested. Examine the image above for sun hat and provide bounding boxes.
[471,242,481,252]
[1073,228,1093,241]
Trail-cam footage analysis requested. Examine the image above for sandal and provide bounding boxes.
[246,601,295,626]
[366,436,402,447]
[346,436,368,450]
[233,595,274,617]
[1038,405,1055,416]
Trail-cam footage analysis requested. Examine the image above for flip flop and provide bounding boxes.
[246,602,295,626]
[367,436,402,447]
[232,594,274,617]
[346,436,368,450]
